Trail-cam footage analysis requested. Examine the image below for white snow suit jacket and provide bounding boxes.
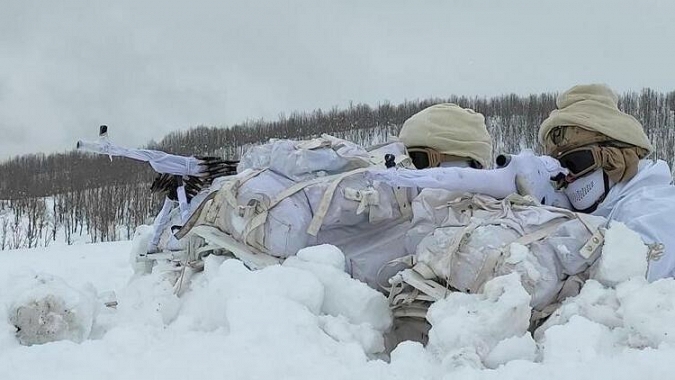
[593,159,675,281]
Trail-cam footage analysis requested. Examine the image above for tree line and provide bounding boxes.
[1,88,674,249]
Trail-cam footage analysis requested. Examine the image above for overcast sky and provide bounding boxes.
[1,0,674,160]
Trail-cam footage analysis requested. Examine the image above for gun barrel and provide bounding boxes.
[76,139,107,154]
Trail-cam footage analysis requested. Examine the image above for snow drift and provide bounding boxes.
[1,224,674,379]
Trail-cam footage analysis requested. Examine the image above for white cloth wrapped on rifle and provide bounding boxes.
[77,135,237,253]
[77,139,203,176]
[368,149,572,209]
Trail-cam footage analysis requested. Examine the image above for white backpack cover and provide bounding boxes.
[181,135,417,288]
[388,189,608,316]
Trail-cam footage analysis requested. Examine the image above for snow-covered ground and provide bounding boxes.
[1,229,675,380]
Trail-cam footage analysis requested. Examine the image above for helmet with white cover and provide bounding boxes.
[399,103,493,169]
[538,84,653,211]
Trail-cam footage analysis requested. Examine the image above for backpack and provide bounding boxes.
[387,190,607,323]
[177,135,417,287]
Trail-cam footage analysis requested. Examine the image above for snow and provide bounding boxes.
[426,273,532,364]
[9,274,98,345]
[1,226,675,379]
[284,245,392,332]
[591,221,649,286]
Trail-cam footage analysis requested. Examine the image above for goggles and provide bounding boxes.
[556,146,603,182]
[407,147,482,169]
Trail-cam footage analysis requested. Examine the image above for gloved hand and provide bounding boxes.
[506,150,571,209]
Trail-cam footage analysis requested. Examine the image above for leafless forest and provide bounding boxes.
[1,89,674,249]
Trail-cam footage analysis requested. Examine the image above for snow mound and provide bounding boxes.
[536,276,675,353]
[174,254,325,333]
[535,222,672,351]
[619,277,675,348]
[6,274,98,346]
[173,245,390,356]
[541,315,616,363]
[591,221,648,286]
[283,245,393,332]
[297,244,347,271]
[426,273,535,369]
[3,234,675,379]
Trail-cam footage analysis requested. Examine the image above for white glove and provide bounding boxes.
[508,150,571,209]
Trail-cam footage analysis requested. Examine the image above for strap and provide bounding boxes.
[393,186,412,219]
[442,221,481,277]
[175,191,217,239]
[377,254,416,292]
[411,262,437,280]
[514,219,565,246]
[306,167,370,236]
[467,219,566,294]
[241,170,366,247]
[391,306,430,320]
[240,198,271,252]
[576,212,604,259]
[467,249,502,293]
[228,169,266,207]
[579,228,604,259]
[206,169,266,224]
[187,225,282,269]
[389,283,417,307]
[344,187,381,216]
[399,269,449,301]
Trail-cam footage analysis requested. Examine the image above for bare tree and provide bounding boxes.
[0,214,8,250]
[1,88,675,247]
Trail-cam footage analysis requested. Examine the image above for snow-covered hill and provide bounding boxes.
[1,239,675,380]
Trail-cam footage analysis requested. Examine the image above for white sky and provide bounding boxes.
[1,0,674,160]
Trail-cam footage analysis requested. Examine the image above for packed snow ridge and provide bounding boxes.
[1,222,674,380]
